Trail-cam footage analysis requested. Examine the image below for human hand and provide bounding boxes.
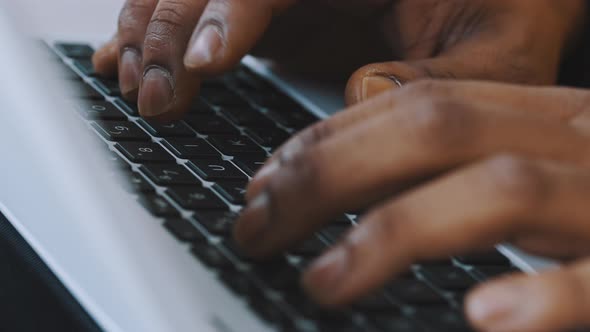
[234,80,590,332]
[91,0,585,121]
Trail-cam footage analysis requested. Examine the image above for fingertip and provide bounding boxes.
[465,277,538,332]
[92,38,119,77]
[184,24,225,72]
[302,246,351,307]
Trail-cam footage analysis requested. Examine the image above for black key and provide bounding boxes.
[232,157,267,176]
[140,164,199,186]
[212,181,248,205]
[288,235,327,257]
[55,43,94,58]
[200,86,249,107]
[245,127,290,148]
[162,138,220,159]
[77,101,125,120]
[184,114,239,135]
[222,238,253,262]
[191,244,233,269]
[120,171,154,193]
[247,90,296,109]
[116,142,176,163]
[250,259,300,290]
[333,215,353,225]
[419,266,477,291]
[138,194,179,217]
[71,83,103,100]
[414,308,473,332]
[164,218,206,243]
[218,267,259,296]
[285,292,351,322]
[474,266,518,280]
[373,314,427,332]
[137,119,195,138]
[193,210,238,235]
[73,59,97,76]
[189,98,215,114]
[188,159,247,181]
[114,99,139,116]
[94,79,122,96]
[386,279,447,305]
[207,134,267,157]
[353,293,396,312]
[167,186,226,210]
[455,251,511,266]
[267,109,318,129]
[93,121,150,141]
[320,224,350,244]
[220,107,276,127]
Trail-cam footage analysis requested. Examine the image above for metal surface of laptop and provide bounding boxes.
[0,3,556,332]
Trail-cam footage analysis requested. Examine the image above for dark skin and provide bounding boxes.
[239,79,590,332]
[92,0,584,116]
[92,1,590,331]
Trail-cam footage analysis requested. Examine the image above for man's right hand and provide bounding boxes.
[92,0,586,121]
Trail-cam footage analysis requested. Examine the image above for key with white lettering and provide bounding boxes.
[213,180,248,205]
[166,186,226,210]
[207,134,267,157]
[187,159,247,181]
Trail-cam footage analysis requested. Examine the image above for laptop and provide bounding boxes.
[0,3,557,332]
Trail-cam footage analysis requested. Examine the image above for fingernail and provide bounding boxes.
[119,48,141,97]
[304,246,349,298]
[184,24,224,69]
[361,75,403,101]
[234,192,271,245]
[139,66,174,117]
[467,283,531,331]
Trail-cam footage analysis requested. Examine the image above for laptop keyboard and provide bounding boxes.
[48,42,519,332]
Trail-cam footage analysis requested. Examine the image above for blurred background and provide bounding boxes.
[5,0,122,40]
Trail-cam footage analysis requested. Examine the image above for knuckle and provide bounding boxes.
[144,1,191,47]
[118,0,154,33]
[299,120,334,147]
[396,96,473,149]
[483,155,550,210]
[400,79,447,99]
[359,206,418,259]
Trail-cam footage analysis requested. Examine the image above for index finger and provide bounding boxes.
[302,156,590,306]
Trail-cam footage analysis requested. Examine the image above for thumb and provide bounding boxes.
[345,35,561,105]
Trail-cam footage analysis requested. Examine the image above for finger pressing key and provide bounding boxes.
[302,157,590,306]
[138,0,209,120]
[116,0,158,99]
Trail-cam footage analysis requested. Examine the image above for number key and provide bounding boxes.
[93,121,150,141]
[116,142,176,163]
[77,101,126,120]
